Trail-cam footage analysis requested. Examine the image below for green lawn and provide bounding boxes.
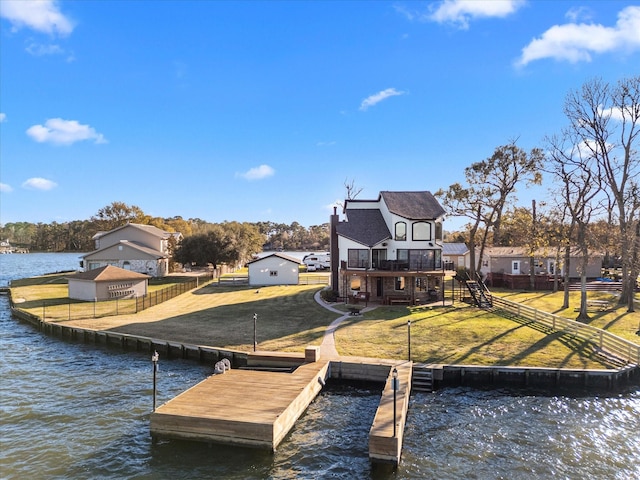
[492,289,640,343]
[9,275,639,369]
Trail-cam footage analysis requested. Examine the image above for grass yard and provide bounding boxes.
[333,304,628,369]
[492,289,640,343]
[12,280,337,353]
[9,275,639,369]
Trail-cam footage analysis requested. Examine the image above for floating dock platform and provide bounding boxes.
[150,350,330,451]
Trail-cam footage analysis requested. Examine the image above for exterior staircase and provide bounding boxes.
[465,274,493,309]
[412,364,434,392]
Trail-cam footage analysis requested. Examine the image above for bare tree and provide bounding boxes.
[546,132,601,320]
[563,76,640,312]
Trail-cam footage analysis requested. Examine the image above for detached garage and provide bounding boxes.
[68,265,150,301]
[247,253,302,286]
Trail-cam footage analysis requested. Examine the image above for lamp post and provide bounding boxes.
[407,320,411,361]
[151,351,159,412]
[392,367,399,438]
[253,313,258,352]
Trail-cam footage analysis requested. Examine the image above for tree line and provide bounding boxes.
[0,201,331,260]
[436,76,639,314]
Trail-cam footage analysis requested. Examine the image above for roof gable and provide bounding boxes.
[248,252,302,265]
[336,209,391,247]
[92,222,173,240]
[380,191,445,220]
[82,240,166,259]
[69,265,150,281]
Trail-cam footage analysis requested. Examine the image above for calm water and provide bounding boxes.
[1,253,639,479]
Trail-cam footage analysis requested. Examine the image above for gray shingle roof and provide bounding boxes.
[442,243,469,255]
[69,265,150,281]
[380,191,445,220]
[336,209,391,247]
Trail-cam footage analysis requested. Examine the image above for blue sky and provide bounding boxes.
[1,0,639,231]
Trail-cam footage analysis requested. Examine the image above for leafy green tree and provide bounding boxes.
[91,201,149,232]
[173,226,234,269]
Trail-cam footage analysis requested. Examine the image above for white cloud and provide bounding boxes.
[517,6,640,66]
[427,0,524,29]
[26,42,63,56]
[0,183,13,193]
[26,118,107,145]
[0,0,74,36]
[22,177,58,191]
[316,141,336,147]
[0,113,6,122]
[359,88,405,111]
[237,164,275,181]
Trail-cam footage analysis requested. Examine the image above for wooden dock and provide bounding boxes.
[150,358,330,451]
[369,362,413,465]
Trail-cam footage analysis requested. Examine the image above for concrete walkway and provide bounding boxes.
[313,290,374,359]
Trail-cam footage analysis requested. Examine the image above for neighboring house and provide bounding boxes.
[247,253,302,286]
[67,265,149,301]
[330,191,446,305]
[479,247,603,289]
[442,242,471,271]
[0,240,12,254]
[81,223,181,277]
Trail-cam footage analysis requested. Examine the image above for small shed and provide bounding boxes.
[247,253,302,286]
[67,265,150,301]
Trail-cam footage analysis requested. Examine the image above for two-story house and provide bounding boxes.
[330,191,446,305]
[81,223,181,277]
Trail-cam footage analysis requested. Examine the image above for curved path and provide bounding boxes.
[313,291,374,359]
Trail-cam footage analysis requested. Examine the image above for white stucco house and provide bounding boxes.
[329,190,447,305]
[68,265,149,301]
[247,253,302,286]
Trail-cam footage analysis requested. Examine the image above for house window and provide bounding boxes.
[435,222,442,241]
[371,249,387,269]
[270,270,278,277]
[412,222,431,241]
[350,277,361,290]
[348,249,369,268]
[394,222,406,241]
[395,276,405,291]
[399,249,442,270]
[416,277,428,291]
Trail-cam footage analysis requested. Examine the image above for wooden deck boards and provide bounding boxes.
[369,362,413,464]
[150,360,331,450]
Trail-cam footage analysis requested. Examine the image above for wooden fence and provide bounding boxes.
[37,275,211,322]
[492,296,640,366]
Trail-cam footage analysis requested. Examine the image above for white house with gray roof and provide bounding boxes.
[330,191,447,305]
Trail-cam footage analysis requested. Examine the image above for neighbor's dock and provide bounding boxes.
[151,348,331,451]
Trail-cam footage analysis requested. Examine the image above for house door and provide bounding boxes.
[376,277,383,298]
[512,261,521,275]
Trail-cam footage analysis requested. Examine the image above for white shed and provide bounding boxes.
[67,265,149,301]
[247,253,302,286]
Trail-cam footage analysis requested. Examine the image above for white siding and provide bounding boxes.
[248,256,299,286]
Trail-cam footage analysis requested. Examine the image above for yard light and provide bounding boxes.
[151,351,159,412]
[407,320,411,361]
[253,313,258,352]
[392,367,399,438]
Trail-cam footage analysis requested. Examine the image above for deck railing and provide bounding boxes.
[492,296,640,365]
